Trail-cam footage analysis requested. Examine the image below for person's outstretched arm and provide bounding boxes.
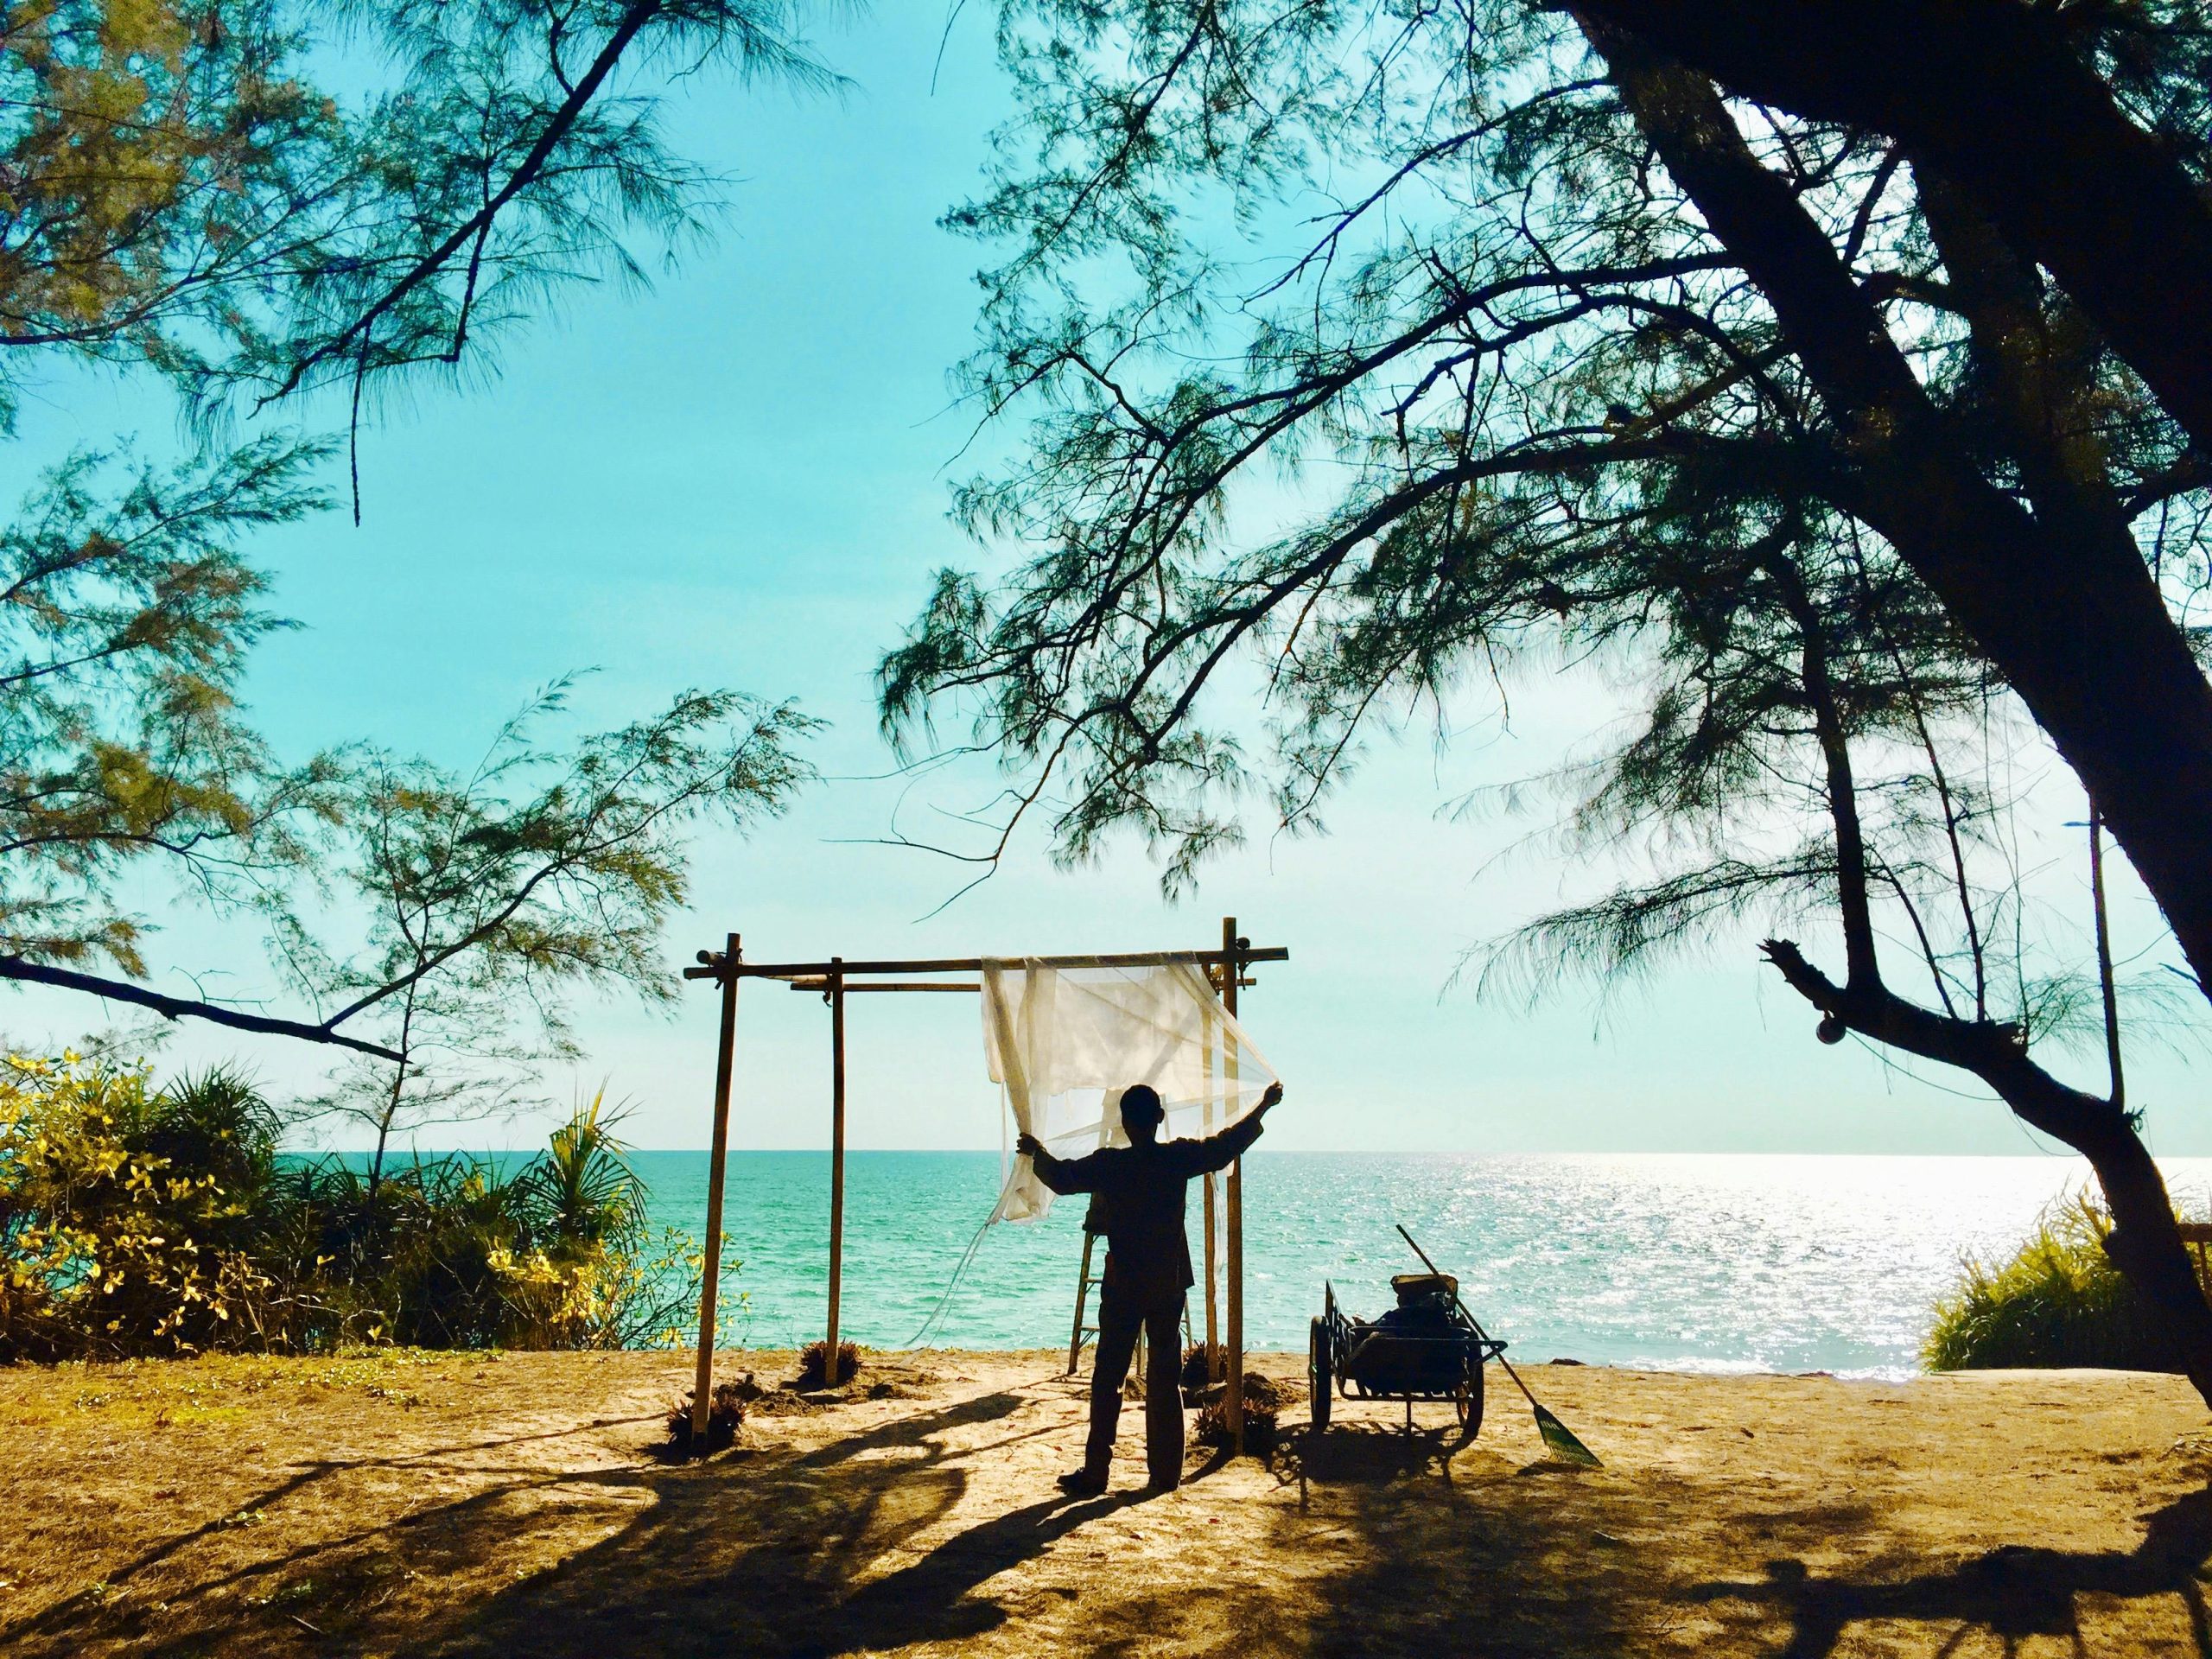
[1173,1081,1284,1175]
[1014,1132,1101,1194]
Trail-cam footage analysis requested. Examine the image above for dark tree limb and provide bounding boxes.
[256,0,664,407]
[1590,21,2212,1041]
[1750,518,2212,1402]
[0,955,403,1062]
[1762,550,1878,986]
[1573,0,2212,458]
[1758,934,2212,1408]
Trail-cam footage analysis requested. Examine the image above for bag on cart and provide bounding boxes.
[1340,1274,1465,1394]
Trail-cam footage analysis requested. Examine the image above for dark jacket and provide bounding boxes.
[1031,1114,1267,1307]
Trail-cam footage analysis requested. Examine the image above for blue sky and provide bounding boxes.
[7,7,2201,1157]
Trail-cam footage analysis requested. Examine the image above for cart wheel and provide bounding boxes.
[1454,1351,1486,1442]
[1308,1317,1332,1433]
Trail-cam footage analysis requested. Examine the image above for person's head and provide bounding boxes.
[1116,1083,1164,1143]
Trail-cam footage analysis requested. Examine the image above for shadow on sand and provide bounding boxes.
[1683,1484,2212,1659]
[19,1390,2212,1658]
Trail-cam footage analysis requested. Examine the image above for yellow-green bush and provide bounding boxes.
[262,1091,701,1353]
[0,1056,277,1359]
[1924,1192,2196,1372]
[1,1057,702,1361]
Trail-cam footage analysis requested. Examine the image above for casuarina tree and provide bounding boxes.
[0,0,839,1052]
[284,683,814,1183]
[884,2,2212,1399]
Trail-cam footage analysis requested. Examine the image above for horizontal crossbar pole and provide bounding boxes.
[788,979,980,993]
[695,945,1288,981]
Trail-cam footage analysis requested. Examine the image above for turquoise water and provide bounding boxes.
[626,1151,2212,1377]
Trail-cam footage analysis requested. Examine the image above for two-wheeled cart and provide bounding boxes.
[1308,1271,1507,1438]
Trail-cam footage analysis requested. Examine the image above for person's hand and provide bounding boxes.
[1014,1132,1045,1160]
[1259,1081,1284,1111]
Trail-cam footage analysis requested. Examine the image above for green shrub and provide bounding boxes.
[1924,1192,2199,1372]
[265,1092,699,1352]
[0,1056,282,1359]
[1,1058,703,1361]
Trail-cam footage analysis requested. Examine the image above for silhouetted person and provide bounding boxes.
[1017,1077,1285,1496]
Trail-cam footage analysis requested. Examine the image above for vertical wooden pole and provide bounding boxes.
[1202,990,1220,1382]
[691,931,741,1446]
[1223,915,1244,1452]
[826,960,847,1378]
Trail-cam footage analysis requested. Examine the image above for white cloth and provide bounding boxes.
[981,959,1278,1223]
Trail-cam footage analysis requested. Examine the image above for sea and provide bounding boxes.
[621,1150,2212,1379]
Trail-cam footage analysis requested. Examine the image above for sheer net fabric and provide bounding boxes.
[981,959,1279,1223]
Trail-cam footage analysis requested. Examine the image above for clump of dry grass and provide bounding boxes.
[664,1380,747,1453]
[798,1339,860,1389]
[1180,1344,1211,1392]
[1194,1372,1290,1454]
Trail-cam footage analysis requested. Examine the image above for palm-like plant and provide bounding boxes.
[523,1088,650,1262]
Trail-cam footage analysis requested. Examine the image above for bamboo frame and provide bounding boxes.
[689,932,741,1446]
[825,961,847,1376]
[682,925,1281,1456]
[1222,915,1245,1453]
[696,946,1287,982]
[1202,994,1220,1382]
[788,980,981,994]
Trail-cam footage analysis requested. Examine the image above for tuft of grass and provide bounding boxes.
[1193,1372,1290,1454]
[797,1339,860,1389]
[1180,1344,1211,1392]
[1925,1191,2200,1372]
[664,1381,747,1454]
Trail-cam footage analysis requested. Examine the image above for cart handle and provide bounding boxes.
[1395,1224,1546,1413]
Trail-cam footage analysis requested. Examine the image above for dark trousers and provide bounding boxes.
[1087,1289,1184,1487]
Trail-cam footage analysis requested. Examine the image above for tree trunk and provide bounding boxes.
[1753,543,2212,1404]
[2092,1132,2212,1394]
[368,1086,398,1200]
[1762,939,2212,1403]
[1985,1070,2212,1403]
[1587,22,2212,1016]
[367,984,419,1200]
[1573,0,2212,458]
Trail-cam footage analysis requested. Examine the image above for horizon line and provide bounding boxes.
[286,1145,2134,1159]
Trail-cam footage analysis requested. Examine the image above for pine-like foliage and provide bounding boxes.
[881,0,2212,1086]
[0,0,837,1048]
[883,1,2212,1384]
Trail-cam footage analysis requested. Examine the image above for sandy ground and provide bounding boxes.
[4,1347,2212,1657]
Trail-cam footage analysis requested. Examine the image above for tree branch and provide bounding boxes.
[254,0,663,407]
[0,954,403,1061]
